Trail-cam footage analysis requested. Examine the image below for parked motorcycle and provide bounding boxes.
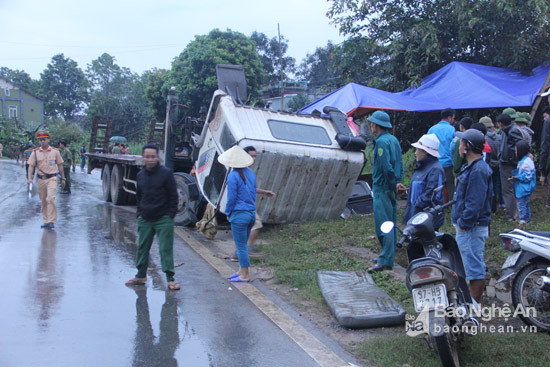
[497,228,550,331]
[382,187,476,367]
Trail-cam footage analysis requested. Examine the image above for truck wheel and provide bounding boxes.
[110,164,128,205]
[102,164,112,202]
[174,172,200,226]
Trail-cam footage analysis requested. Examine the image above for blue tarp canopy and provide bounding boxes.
[300,61,550,117]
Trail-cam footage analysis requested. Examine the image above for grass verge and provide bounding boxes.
[255,186,549,366]
[358,332,550,367]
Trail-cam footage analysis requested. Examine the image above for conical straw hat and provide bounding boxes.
[217,145,253,168]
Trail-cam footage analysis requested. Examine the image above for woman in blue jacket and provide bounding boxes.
[218,145,256,282]
[403,134,446,230]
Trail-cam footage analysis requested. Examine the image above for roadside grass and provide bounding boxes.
[258,186,548,305]
[255,186,549,365]
[359,332,550,367]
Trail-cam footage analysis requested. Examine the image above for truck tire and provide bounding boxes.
[102,164,112,202]
[110,164,128,205]
[174,172,200,226]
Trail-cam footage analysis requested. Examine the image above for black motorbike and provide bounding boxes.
[382,188,477,367]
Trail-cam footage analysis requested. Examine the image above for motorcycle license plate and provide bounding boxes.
[412,284,448,312]
[502,251,521,269]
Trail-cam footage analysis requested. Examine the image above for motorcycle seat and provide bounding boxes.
[527,231,550,239]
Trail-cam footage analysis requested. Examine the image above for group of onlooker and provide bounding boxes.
[428,107,546,226]
[367,105,550,305]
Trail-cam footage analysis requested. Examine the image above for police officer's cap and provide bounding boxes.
[367,110,392,128]
[36,130,50,139]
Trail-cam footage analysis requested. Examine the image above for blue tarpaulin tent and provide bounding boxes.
[300,61,550,117]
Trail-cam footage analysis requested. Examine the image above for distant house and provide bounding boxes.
[0,77,44,125]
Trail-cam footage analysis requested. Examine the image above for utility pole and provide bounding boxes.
[278,24,285,112]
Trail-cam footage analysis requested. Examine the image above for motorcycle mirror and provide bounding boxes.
[380,221,395,234]
[431,185,444,205]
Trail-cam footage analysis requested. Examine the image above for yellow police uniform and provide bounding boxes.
[27,146,64,225]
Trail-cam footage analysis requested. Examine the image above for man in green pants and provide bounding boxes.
[125,144,180,290]
[367,111,405,272]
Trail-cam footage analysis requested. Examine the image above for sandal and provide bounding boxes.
[167,281,181,291]
[229,275,249,283]
[125,277,147,286]
[368,264,392,273]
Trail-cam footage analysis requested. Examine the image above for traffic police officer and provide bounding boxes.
[27,130,66,229]
[367,111,405,272]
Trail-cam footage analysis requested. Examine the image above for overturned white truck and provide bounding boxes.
[192,65,367,224]
[87,65,367,226]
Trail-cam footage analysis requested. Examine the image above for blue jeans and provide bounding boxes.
[454,225,488,281]
[229,210,255,268]
[517,195,531,223]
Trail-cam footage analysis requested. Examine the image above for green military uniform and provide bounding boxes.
[60,147,72,192]
[371,118,404,268]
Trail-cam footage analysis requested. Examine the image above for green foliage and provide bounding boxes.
[401,148,417,186]
[250,31,296,84]
[169,29,266,116]
[143,68,170,122]
[40,53,89,119]
[86,53,151,140]
[296,41,342,92]
[327,0,550,91]
[286,93,310,112]
[46,118,88,144]
[0,116,40,153]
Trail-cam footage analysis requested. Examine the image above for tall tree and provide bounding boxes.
[169,29,265,116]
[143,68,170,122]
[328,0,550,91]
[250,31,296,84]
[86,53,150,137]
[40,54,89,119]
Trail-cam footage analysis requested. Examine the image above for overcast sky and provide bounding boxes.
[0,0,345,79]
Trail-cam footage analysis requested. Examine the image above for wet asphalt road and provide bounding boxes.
[0,160,328,367]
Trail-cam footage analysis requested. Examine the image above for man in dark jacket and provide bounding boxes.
[452,129,492,304]
[126,144,180,290]
[481,116,503,211]
[540,107,550,208]
[403,134,445,230]
[497,113,526,221]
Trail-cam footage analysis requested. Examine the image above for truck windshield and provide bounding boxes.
[203,152,227,205]
[267,119,332,145]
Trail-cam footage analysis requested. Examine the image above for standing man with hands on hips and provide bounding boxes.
[26,130,66,229]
